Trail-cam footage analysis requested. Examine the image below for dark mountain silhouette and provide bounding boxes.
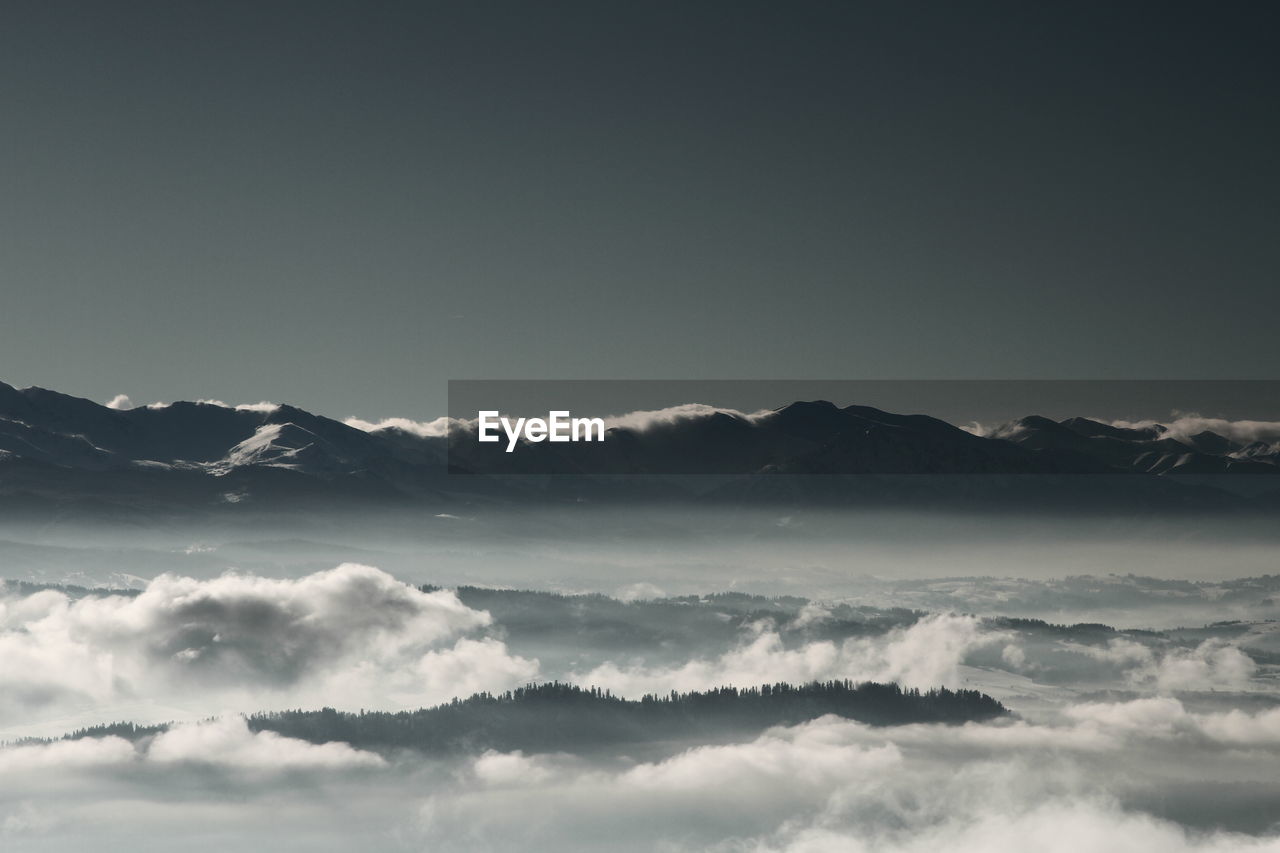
[995,415,1278,476]
[50,680,1008,756]
[0,380,1274,515]
[447,401,1119,477]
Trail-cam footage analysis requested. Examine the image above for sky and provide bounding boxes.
[1,1,1277,420]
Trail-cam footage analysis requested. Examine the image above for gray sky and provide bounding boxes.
[1,1,1277,420]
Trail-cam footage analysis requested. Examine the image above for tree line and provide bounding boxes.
[50,680,1007,755]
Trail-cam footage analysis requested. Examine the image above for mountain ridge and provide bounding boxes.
[1,380,1276,514]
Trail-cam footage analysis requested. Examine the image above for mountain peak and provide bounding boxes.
[1059,417,1166,442]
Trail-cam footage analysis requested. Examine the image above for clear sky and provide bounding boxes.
[1,1,1277,420]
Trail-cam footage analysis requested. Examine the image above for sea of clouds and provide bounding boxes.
[1,563,1278,850]
[5,700,1280,851]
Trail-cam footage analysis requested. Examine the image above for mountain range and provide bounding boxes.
[0,381,1276,515]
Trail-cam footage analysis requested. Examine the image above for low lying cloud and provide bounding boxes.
[1063,697,1274,747]
[141,399,281,413]
[233,401,281,413]
[7,695,1280,850]
[146,716,385,770]
[742,802,1280,853]
[0,716,387,846]
[104,394,133,410]
[343,415,456,438]
[0,564,537,732]
[602,403,774,433]
[1108,414,1280,449]
[1,716,382,774]
[413,705,1280,853]
[614,582,666,602]
[343,405,776,439]
[1064,638,1257,692]
[1,560,1278,851]
[572,614,1008,696]
[963,414,1280,453]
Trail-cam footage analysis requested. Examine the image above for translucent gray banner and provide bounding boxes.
[445,379,1279,477]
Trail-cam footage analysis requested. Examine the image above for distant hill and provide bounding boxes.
[53,680,1008,755]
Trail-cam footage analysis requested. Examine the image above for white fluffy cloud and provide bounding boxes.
[146,716,384,770]
[411,708,1280,853]
[3,562,1280,851]
[343,415,457,437]
[7,698,1280,850]
[1063,637,1257,692]
[0,717,388,847]
[602,403,774,432]
[614,582,665,602]
[572,614,1008,696]
[193,399,281,412]
[0,564,538,733]
[963,414,1280,452]
[1061,697,1280,751]
[342,404,776,439]
[0,716,382,774]
[1108,415,1280,448]
[740,802,1280,853]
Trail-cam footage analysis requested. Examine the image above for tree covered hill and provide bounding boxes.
[55,680,1007,756]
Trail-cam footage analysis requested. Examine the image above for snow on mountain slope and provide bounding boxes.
[0,379,1274,514]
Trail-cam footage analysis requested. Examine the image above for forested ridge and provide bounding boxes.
[53,680,1006,755]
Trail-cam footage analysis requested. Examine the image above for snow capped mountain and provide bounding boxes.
[0,380,1275,515]
[996,414,1279,476]
[0,383,423,476]
[213,423,355,475]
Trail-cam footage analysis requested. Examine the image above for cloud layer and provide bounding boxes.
[1064,637,1258,692]
[412,704,1280,852]
[12,699,1280,851]
[0,564,537,733]
[1108,415,1280,448]
[572,614,1007,696]
[601,403,774,432]
[343,415,456,437]
[0,563,1278,851]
